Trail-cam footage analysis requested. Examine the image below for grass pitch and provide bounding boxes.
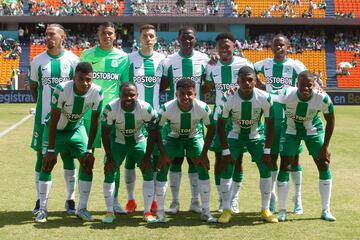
[0,104,359,240]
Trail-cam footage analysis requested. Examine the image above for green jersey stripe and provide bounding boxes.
[182,58,193,78]
[180,112,191,138]
[144,58,155,107]
[221,65,232,84]
[64,95,85,131]
[240,101,252,136]
[125,112,136,145]
[295,102,308,136]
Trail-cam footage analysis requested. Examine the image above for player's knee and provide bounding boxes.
[156,169,168,182]
[316,159,330,172]
[221,164,234,179]
[258,163,271,178]
[277,170,290,182]
[125,159,136,170]
[60,153,76,170]
[188,159,197,173]
[197,167,209,180]
[104,173,116,183]
[319,169,332,180]
[142,171,154,181]
[39,171,51,181]
[279,156,292,171]
[79,168,93,181]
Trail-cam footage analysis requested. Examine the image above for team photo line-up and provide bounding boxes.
[29,21,336,225]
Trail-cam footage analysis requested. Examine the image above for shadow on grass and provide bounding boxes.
[0,211,321,229]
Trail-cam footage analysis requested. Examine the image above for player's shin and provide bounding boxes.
[277,170,290,210]
[143,180,155,213]
[104,182,115,213]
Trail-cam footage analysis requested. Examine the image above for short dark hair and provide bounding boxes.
[176,78,195,90]
[178,26,196,37]
[47,24,66,35]
[238,66,256,78]
[139,24,156,35]
[120,81,137,91]
[75,62,93,74]
[215,32,236,43]
[298,70,314,82]
[271,33,290,46]
[97,22,116,32]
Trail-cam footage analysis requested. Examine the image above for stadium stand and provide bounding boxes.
[0,0,24,15]
[130,0,224,16]
[334,0,359,18]
[234,0,325,18]
[336,51,360,88]
[0,52,20,85]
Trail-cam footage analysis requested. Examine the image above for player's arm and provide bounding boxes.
[320,112,335,163]
[88,110,100,150]
[29,81,38,101]
[42,107,61,173]
[160,76,170,92]
[101,105,116,174]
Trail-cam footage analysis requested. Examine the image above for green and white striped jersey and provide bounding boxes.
[163,50,209,100]
[50,81,103,131]
[254,58,306,92]
[30,50,79,124]
[272,87,334,137]
[128,51,165,111]
[159,98,212,139]
[205,56,254,120]
[219,88,273,140]
[102,99,158,145]
[80,46,130,107]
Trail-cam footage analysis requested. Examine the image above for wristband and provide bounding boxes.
[47,149,55,153]
[222,149,230,156]
[264,148,271,154]
[86,149,92,154]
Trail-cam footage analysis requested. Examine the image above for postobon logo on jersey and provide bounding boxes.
[134,76,161,88]
[62,109,85,122]
[93,72,119,80]
[215,83,238,91]
[119,128,140,136]
[233,118,259,129]
[173,76,201,84]
[173,128,196,135]
[266,76,292,89]
[285,111,312,123]
[42,77,70,87]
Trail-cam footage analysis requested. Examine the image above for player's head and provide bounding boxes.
[120,81,138,110]
[139,24,157,51]
[178,26,196,53]
[271,34,290,60]
[215,32,236,62]
[176,78,196,110]
[297,70,315,100]
[45,24,66,50]
[97,22,116,50]
[237,66,256,97]
[74,62,93,95]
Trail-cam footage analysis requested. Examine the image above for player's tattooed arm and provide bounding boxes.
[42,108,61,173]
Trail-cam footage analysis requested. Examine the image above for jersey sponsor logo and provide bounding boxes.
[133,76,161,88]
[61,109,85,122]
[215,83,238,91]
[173,128,196,136]
[266,76,292,89]
[119,128,140,136]
[42,77,71,88]
[233,118,259,128]
[285,111,313,122]
[173,76,201,84]
[93,72,119,80]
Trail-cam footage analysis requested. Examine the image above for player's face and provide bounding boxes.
[45,27,65,50]
[120,85,138,110]
[176,86,196,110]
[179,30,196,51]
[140,29,157,50]
[297,76,314,100]
[271,37,289,60]
[216,38,234,62]
[237,73,256,97]
[74,71,92,95]
[97,26,116,49]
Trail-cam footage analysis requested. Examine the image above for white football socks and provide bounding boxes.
[103,182,115,213]
[125,169,136,201]
[169,171,181,203]
[155,181,168,211]
[277,180,290,210]
[198,179,211,210]
[143,180,155,213]
[64,169,76,201]
[188,172,199,203]
[78,180,92,210]
[39,180,52,211]
[220,178,232,210]
[260,177,272,210]
[319,179,332,211]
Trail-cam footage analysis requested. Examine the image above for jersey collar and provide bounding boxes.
[46,50,65,59]
[220,57,234,66]
[273,58,288,64]
[178,49,194,58]
[238,89,254,101]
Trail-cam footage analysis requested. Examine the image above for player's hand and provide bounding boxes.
[42,152,57,173]
[319,147,331,164]
[219,155,235,172]
[261,153,272,170]
[156,153,171,172]
[80,152,95,175]
[209,54,219,65]
[140,155,152,173]
[192,154,210,170]
[224,86,239,97]
[104,156,116,175]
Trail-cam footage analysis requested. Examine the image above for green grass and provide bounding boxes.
[0,104,359,240]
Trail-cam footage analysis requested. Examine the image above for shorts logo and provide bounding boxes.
[111,60,119,68]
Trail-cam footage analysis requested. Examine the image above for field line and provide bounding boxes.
[0,114,33,138]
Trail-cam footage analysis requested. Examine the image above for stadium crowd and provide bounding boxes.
[29,0,122,16]
[0,35,22,60]
[0,0,23,15]
[334,31,360,54]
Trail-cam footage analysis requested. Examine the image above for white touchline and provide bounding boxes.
[0,114,33,138]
